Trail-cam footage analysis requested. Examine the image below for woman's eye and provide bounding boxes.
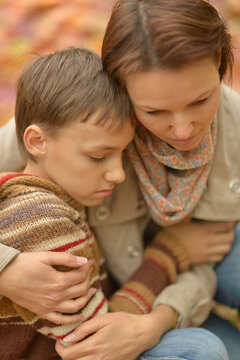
[194,97,208,105]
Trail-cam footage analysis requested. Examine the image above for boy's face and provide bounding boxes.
[37,113,135,206]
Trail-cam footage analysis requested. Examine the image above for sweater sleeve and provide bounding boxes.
[0,243,20,272]
[0,188,108,344]
[108,230,189,314]
[154,263,216,328]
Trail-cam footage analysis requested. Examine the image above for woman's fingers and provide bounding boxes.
[49,287,97,315]
[168,220,236,264]
[211,229,235,245]
[203,221,236,234]
[43,311,84,325]
[63,316,103,343]
[56,312,160,360]
[55,317,104,360]
[56,341,85,360]
[55,259,94,291]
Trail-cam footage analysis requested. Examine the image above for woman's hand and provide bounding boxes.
[55,305,175,360]
[0,251,95,324]
[168,220,235,264]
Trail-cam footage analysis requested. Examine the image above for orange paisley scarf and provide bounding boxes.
[127,119,217,226]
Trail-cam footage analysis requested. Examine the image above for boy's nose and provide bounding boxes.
[105,161,126,184]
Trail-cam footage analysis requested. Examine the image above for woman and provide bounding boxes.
[57,0,240,358]
[0,0,239,359]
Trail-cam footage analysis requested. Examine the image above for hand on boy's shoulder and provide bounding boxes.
[0,251,94,324]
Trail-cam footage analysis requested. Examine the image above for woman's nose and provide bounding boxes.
[171,114,194,139]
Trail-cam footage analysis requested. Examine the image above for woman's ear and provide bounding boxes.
[24,125,48,158]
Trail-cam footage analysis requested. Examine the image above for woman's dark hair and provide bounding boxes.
[102,0,233,85]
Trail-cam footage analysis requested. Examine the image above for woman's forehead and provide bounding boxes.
[125,59,220,109]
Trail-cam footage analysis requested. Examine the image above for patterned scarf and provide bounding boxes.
[127,118,217,226]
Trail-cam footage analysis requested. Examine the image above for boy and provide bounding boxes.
[0,47,188,360]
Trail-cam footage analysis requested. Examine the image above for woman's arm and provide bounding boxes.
[0,249,94,323]
[56,304,176,360]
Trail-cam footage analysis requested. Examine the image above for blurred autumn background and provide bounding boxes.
[0,0,239,127]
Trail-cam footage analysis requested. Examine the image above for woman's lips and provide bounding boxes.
[168,132,199,147]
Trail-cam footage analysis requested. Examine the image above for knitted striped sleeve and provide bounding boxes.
[108,230,190,314]
[0,173,108,346]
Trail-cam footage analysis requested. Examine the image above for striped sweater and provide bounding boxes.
[0,173,108,360]
[0,173,189,359]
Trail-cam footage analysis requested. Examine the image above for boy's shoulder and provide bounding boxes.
[0,173,89,252]
[0,172,85,222]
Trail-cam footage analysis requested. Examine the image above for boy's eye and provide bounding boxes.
[146,110,163,115]
[89,156,106,162]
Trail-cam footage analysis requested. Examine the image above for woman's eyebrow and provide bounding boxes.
[137,87,216,110]
[192,87,215,102]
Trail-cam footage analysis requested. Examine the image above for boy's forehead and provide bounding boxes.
[61,114,135,149]
[92,118,135,145]
[83,106,134,131]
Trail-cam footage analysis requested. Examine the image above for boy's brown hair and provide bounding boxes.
[102,0,233,86]
[15,47,134,158]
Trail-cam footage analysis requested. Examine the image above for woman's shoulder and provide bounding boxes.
[219,84,240,120]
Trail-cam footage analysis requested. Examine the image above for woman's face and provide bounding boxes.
[125,58,221,151]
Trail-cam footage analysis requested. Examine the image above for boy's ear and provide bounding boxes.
[24,125,48,158]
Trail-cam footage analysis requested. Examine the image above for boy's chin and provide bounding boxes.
[77,196,105,207]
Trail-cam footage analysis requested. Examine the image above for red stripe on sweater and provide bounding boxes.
[50,237,88,252]
[47,328,75,341]
[123,287,151,312]
[0,173,29,187]
[85,296,107,321]
[48,297,107,340]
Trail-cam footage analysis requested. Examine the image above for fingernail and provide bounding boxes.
[76,256,88,265]
[64,332,76,343]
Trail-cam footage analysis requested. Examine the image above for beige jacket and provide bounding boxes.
[88,158,216,328]
[0,84,239,328]
[192,85,240,220]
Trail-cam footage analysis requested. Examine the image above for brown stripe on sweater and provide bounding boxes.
[0,325,58,360]
[153,231,190,272]
[129,258,169,295]
[150,241,178,269]
[144,247,176,283]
